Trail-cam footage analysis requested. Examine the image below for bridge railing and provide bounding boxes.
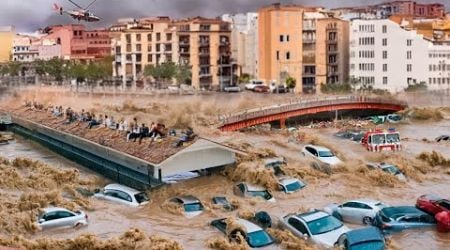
[218,95,407,125]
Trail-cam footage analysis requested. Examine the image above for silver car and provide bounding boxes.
[234,182,276,202]
[280,210,349,248]
[324,199,387,225]
[169,195,204,218]
[366,163,406,181]
[37,207,88,230]
[94,183,150,207]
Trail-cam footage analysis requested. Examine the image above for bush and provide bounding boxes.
[321,83,352,94]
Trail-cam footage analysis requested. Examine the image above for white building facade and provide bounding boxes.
[350,19,450,92]
[222,13,259,78]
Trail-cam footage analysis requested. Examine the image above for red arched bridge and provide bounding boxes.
[218,96,408,132]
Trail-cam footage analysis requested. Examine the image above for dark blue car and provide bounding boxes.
[374,206,436,232]
[336,227,385,250]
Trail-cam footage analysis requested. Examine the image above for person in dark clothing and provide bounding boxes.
[138,123,149,144]
[175,127,195,147]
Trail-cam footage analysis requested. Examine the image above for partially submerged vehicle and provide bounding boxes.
[234,182,275,202]
[334,130,365,142]
[374,206,436,232]
[301,145,343,166]
[435,135,450,142]
[94,183,150,207]
[280,210,349,248]
[324,199,387,225]
[169,195,204,218]
[212,196,237,211]
[361,128,402,152]
[416,194,450,215]
[366,163,406,181]
[335,226,386,250]
[210,217,275,248]
[369,114,402,125]
[37,207,88,230]
[264,158,306,194]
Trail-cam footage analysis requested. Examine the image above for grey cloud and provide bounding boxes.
[0,0,447,32]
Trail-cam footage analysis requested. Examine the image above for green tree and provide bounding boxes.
[144,62,179,84]
[7,62,21,76]
[285,76,297,89]
[176,64,191,85]
[238,73,251,84]
[45,58,65,83]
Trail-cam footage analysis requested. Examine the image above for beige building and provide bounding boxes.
[0,26,15,63]
[258,3,349,93]
[112,17,233,89]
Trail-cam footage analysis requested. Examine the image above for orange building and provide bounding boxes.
[258,3,349,93]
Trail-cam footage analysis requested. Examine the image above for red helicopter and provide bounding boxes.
[53,0,100,22]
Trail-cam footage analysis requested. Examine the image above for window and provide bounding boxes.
[286,35,290,42]
[286,52,290,60]
[166,33,172,41]
[382,25,387,33]
[156,33,161,41]
[382,38,387,46]
[288,218,308,235]
[407,64,412,72]
[382,51,387,59]
[383,77,388,85]
[280,35,284,42]
[276,51,280,60]
[383,64,387,72]
[147,34,152,42]
[342,202,358,208]
[56,211,75,219]
[407,51,412,59]
[407,39,412,46]
[148,54,152,62]
[136,34,141,42]
[136,44,141,52]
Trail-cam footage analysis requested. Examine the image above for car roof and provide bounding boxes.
[242,183,267,192]
[235,218,263,233]
[345,227,384,245]
[42,207,71,213]
[104,183,141,195]
[174,195,201,204]
[264,157,285,166]
[421,194,443,202]
[346,199,382,206]
[304,144,331,151]
[278,177,300,185]
[296,210,329,222]
[381,206,426,217]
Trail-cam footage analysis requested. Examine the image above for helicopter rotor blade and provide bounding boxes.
[85,0,98,10]
[68,0,84,9]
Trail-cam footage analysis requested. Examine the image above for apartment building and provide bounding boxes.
[12,35,39,62]
[112,16,232,89]
[0,26,15,63]
[41,24,111,61]
[350,19,450,92]
[258,3,349,93]
[222,13,259,78]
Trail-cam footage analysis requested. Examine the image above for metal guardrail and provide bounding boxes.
[218,95,408,125]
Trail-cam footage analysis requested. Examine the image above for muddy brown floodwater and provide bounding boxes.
[1,88,450,249]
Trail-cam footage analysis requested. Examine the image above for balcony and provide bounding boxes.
[303,39,316,44]
[179,49,190,55]
[303,26,316,31]
[327,40,338,44]
[199,41,210,47]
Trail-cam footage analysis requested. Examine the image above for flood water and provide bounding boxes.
[1,125,449,250]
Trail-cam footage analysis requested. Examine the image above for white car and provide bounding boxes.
[37,207,88,230]
[234,182,276,202]
[280,210,349,248]
[301,145,342,166]
[278,177,306,194]
[366,163,406,181]
[169,195,204,218]
[245,79,264,90]
[323,199,388,225]
[94,183,150,207]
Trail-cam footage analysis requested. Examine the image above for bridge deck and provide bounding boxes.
[219,96,408,132]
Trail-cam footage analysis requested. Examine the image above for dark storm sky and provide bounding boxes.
[1,0,448,32]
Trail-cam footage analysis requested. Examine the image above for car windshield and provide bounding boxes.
[349,240,385,250]
[248,190,273,200]
[134,192,149,204]
[184,202,204,212]
[386,133,400,143]
[318,150,334,157]
[284,181,305,192]
[383,165,401,175]
[247,230,274,248]
[307,215,343,235]
[372,134,386,144]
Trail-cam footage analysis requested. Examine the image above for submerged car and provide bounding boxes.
[280,210,349,248]
[94,183,150,207]
[334,130,365,142]
[169,195,204,218]
[324,199,387,225]
[234,182,275,202]
[435,135,450,142]
[416,194,450,215]
[335,226,386,250]
[264,158,307,194]
[374,206,436,232]
[366,163,406,181]
[211,217,274,248]
[302,145,343,166]
[212,196,237,211]
[37,207,88,230]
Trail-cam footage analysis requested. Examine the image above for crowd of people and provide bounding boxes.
[24,100,196,147]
